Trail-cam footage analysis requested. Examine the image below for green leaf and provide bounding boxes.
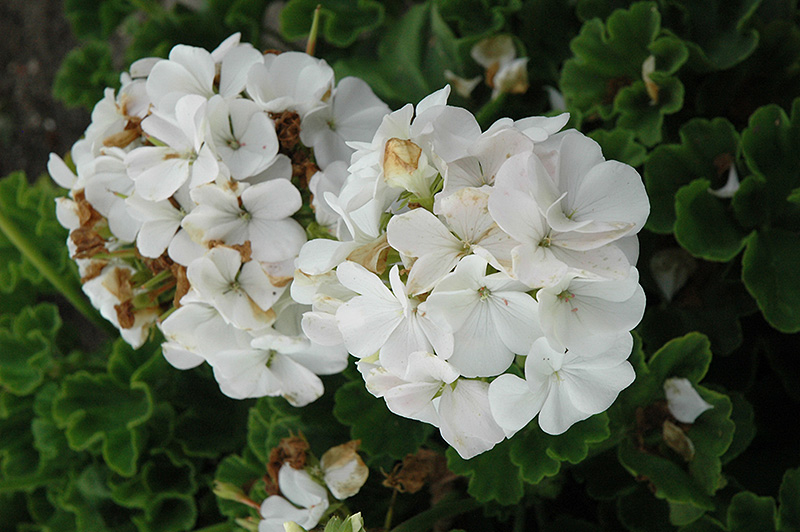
[588,128,647,167]
[617,486,673,532]
[53,40,120,110]
[778,468,800,532]
[741,227,800,332]
[661,0,761,71]
[171,368,252,459]
[721,392,756,465]
[281,0,385,47]
[52,372,153,476]
[674,179,750,261]
[0,304,61,396]
[644,118,740,234]
[0,393,39,479]
[438,0,523,39]
[728,492,777,532]
[560,2,688,145]
[214,453,266,519]
[333,380,433,462]
[334,1,464,106]
[0,173,74,294]
[446,440,524,505]
[647,332,713,386]
[612,334,735,509]
[679,516,727,532]
[740,100,800,223]
[572,450,636,501]
[509,414,611,485]
[224,0,271,43]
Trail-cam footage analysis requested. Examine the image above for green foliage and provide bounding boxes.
[644,118,740,234]
[0,173,74,294]
[560,2,688,145]
[0,304,61,396]
[612,334,735,511]
[334,1,465,106]
[281,0,385,47]
[52,41,120,110]
[660,0,762,72]
[334,379,433,462]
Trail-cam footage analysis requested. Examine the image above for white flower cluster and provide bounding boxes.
[294,86,649,459]
[48,34,390,406]
[51,33,649,460]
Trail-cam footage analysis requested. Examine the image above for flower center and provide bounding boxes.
[477,286,491,300]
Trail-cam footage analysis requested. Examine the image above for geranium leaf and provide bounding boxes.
[727,492,777,532]
[446,440,524,505]
[741,227,800,333]
[281,0,385,47]
[660,0,761,72]
[560,2,688,145]
[740,100,800,224]
[644,118,740,234]
[778,468,800,531]
[589,128,647,167]
[674,179,750,262]
[0,173,75,294]
[0,303,60,396]
[334,1,464,106]
[333,380,433,462]
[438,0,522,39]
[52,372,153,476]
[53,40,120,110]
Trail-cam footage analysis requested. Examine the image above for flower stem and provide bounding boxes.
[384,487,399,531]
[0,207,109,331]
[306,4,322,56]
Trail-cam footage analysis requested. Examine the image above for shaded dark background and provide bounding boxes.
[0,0,90,180]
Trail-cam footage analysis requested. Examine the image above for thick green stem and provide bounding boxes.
[0,208,109,332]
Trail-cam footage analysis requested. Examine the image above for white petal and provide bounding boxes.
[664,377,713,423]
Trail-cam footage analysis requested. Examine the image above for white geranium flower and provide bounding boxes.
[663,377,713,423]
[83,148,141,243]
[147,36,263,111]
[438,378,506,459]
[186,246,285,331]
[387,187,516,295]
[259,464,329,532]
[246,52,335,115]
[126,188,191,259]
[335,261,453,374]
[533,130,649,237]
[440,126,534,198]
[308,161,349,233]
[489,334,635,436]
[489,152,634,287]
[378,351,460,426]
[536,267,645,353]
[82,262,159,349]
[159,298,252,366]
[126,95,219,201]
[206,96,281,180]
[182,179,306,263]
[425,255,542,377]
[300,76,390,169]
